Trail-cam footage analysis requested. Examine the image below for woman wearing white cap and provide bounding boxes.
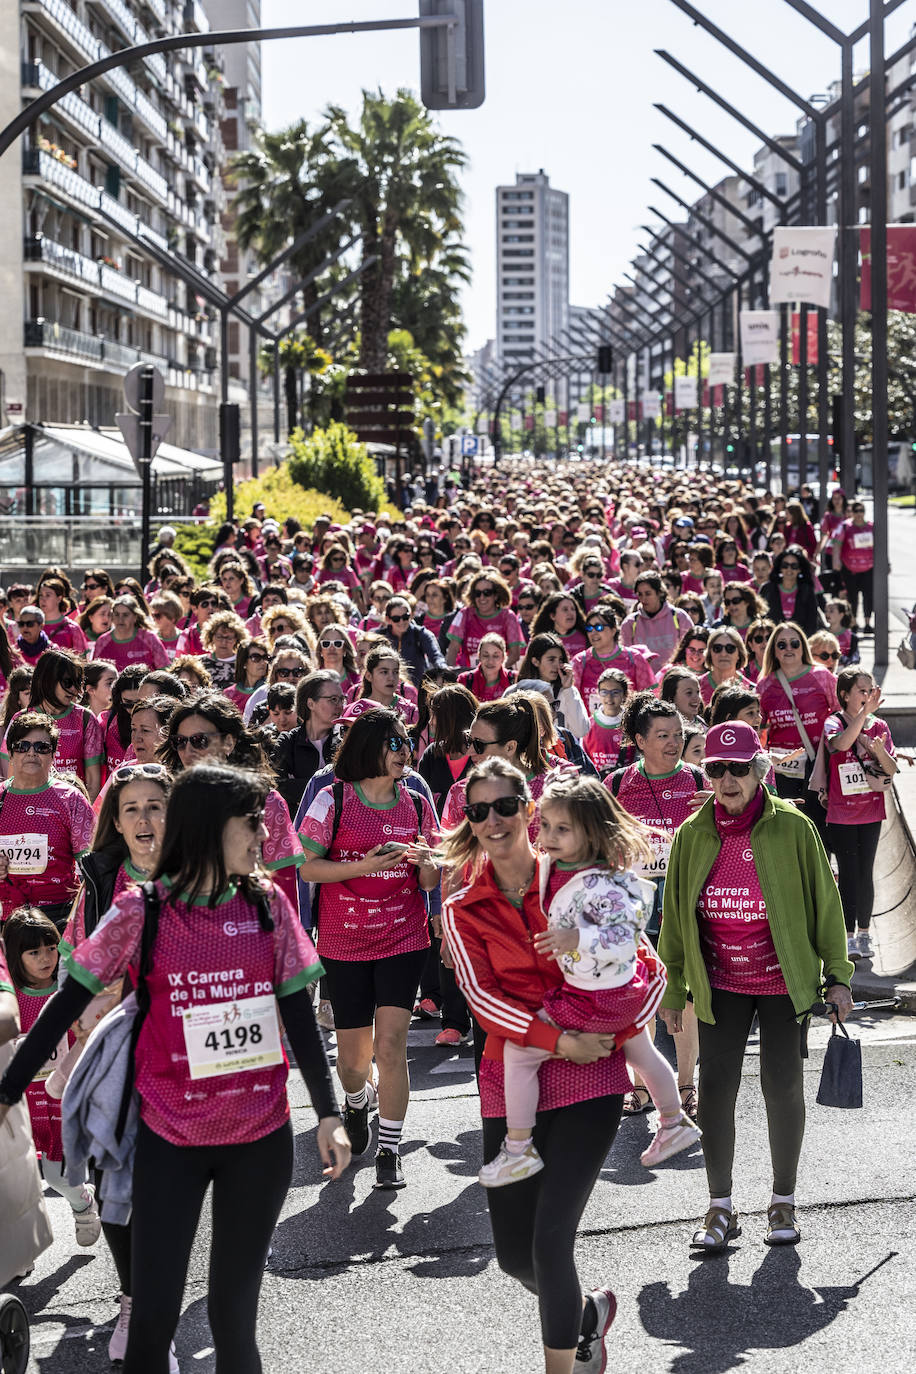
[658,721,853,1253]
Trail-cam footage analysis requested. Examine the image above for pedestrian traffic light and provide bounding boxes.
[419,1,486,110]
[597,345,613,375]
[535,386,546,404]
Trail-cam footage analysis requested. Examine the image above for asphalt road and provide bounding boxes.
[13,1011,916,1374]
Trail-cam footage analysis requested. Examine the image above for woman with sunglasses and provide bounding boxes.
[743,617,775,684]
[659,721,852,1253]
[314,626,360,692]
[0,712,95,927]
[38,578,88,655]
[224,636,270,714]
[567,551,615,614]
[0,763,347,1372]
[273,671,346,816]
[0,649,103,799]
[79,569,116,609]
[758,622,838,848]
[446,572,524,671]
[440,757,625,1373]
[299,708,439,1190]
[174,586,225,657]
[91,596,169,674]
[352,646,419,724]
[317,545,363,601]
[441,694,555,840]
[570,604,655,718]
[382,596,446,688]
[698,628,753,709]
[720,582,762,640]
[759,545,824,639]
[515,586,541,641]
[605,694,704,1120]
[808,632,842,676]
[823,669,898,961]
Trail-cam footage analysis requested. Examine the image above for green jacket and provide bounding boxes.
[658,788,853,1023]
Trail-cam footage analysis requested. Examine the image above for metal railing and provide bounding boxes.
[24,235,101,286]
[30,0,98,65]
[22,148,98,209]
[0,516,211,571]
[24,319,171,374]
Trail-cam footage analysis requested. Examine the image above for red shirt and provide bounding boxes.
[582,718,624,775]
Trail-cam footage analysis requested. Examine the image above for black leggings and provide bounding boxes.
[124,1119,293,1374]
[841,567,873,623]
[482,1095,623,1350]
[827,819,882,932]
[698,989,805,1198]
[94,1166,132,1295]
[774,771,830,855]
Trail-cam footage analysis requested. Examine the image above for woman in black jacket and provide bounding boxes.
[760,545,825,638]
[273,670,345,815]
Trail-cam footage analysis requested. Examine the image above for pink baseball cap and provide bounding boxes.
[333,697,385,725]
[704,722,762,764]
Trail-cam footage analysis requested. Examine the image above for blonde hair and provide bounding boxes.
[440,758,531,877]
[761,621,812,678]
[539,774,653,872]
[704,624,748,672]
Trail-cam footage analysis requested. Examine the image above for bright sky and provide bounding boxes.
[260,0,915,352]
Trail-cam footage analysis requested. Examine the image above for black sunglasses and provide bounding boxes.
[11,739,53,754]
[781,561,800,570]
[518,602,536,611]
[175,730,221,751]
[749,634,768,645]
[815,651,840,662]
[388,613,410,624]
[59,675,83,689]
[723,597,744,607]
[463,795,524,823]
[706,760,754,779]
[17,619,39,629]
[473,587,496,599]
[710,643,738,655]
[196,597,217,609]
[775,639,802,651]
[274,667,306,679]
[387,734,411,753]
[465,733,496,755]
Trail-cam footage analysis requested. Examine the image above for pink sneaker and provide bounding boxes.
[413,997,440,1020]
[434,1027,467,1046]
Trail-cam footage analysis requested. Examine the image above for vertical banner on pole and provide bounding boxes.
[543,409,557,428]
[769,226,836,308]
[674,376,698,410]
[739,311,781,366]
[791,313,820,365]
[708,352,736,387]
[641,393,661,420]
[576,402,591,422]
[608,400,625,424]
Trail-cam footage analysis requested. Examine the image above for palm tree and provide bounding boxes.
[325,89,467,372]
[229,120,352,348]
[391,235,471,407]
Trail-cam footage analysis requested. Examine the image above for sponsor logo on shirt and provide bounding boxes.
[223,920,261,937]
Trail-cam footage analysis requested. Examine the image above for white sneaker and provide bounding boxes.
[73,1186,101,1246]
[857,931,873,959]
[109,1294,131,1362]
[316,999,335,1031]
[846,934,861,960]
[640,1112,702,1168]
[576,1287,618,1370]
[478,1140,544,1188]
[169,1342,179,1373]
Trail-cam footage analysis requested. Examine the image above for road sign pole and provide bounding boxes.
[139,365,154,584]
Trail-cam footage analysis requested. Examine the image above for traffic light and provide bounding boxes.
[597,345,613,375]
[535,385,546,405]
[419,1,485,110]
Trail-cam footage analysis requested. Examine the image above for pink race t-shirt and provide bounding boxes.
[823,712,894,826]
[2,705,102,784]
[44,617,88,655]
[838,520,874,574]
[175,625,205,657]
[697,831,787,996]
[262,787,306,911]
[91,629,169,672]
[582,718,624,775]
[65,881,322,1148]
[758,666,839,751]
[447,607,524,668]
[608,761,699,836]
[573,646,654,713]
[0,778,95,915]
[299,781,436,961]
[779,589,798,620]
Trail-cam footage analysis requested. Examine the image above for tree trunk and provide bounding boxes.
[359,210,398,372]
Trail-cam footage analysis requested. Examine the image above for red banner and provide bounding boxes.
[791,312,818,365]
[860,226,916,312]
[524,414,534,431]
[712,384,723,407]
[702,382,710,407]
[743,364,768,386]
[665,391,673,416]
[594,404,604,422]
[558,410,568,427]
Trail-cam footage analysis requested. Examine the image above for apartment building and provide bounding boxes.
[0,0,227,455]
[495,170,569,364]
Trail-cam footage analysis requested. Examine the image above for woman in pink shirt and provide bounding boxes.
[39,579,88,656]
[91,597,169,673]
[0,763,349,1373]
[836,500,875,633]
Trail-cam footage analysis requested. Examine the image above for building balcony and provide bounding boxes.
[98,189,139,235]
[140,224,169,253]
[26,60,100,140]
[134,89,168,144]
[99,116,140,171]
[132,152,169,202]
[136,284,169,319]
[87,0,137,44]
[23,235,102,291]
[96,43,140,108]
[24,0,100,67]
[24,319,173,375]
[183,0,208,35]
[23,148,100,213]
[100,262,139,303]
[141,0,167,24]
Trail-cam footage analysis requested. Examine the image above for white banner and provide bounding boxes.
[576,402,591,422]
[674,376,698,409]
[543,408,557,428]
[476,415,488,435]
[641,392,661,420]
[769,226,836,309]
[608,399,625,424]
[510,412,522,431]
[707,353,736,387]
[739,310,780,366]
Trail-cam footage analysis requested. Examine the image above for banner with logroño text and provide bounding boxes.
[769,226,836,309]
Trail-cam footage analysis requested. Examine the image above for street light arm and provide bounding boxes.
[781,0,847,45]
[640,211,748,288]
[668,0,819,116]
[275,258,378,340]
[655,51,804,172]
[254,233,363,325]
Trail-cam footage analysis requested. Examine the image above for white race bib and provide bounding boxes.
[638,832,672,878]
[772,750,805,779]
[838,761,871,796]
[182,994,283,1080]
[2,833,49,874]
[852,531,873,550]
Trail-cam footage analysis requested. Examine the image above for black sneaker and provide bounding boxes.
[373,1147,405,1190]
[343,1101,370,1157]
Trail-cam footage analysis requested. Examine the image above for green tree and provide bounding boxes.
[259,332,333,435]
[325,89,467,372]
[287,420,387,510]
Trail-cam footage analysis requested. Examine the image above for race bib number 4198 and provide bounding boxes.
[182,994,282,1080]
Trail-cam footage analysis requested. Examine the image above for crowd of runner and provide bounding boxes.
[0,458,895,1372]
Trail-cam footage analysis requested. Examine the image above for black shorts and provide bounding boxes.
[321,948,428,1030]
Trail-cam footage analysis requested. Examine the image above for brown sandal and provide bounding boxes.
[622,1086,653,1116]
[679,1083,698,1122]
[764,1203,801,1246]
[690,1206,741,1252]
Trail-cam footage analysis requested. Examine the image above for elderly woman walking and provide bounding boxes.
[658,722,853,1253]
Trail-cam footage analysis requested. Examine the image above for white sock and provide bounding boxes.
[769,1192,797,1238]
[377,1117,403,1154]
[710,1195,733,1213]
[345,1085,368,1110]
[771,1191,795,1206]
[505,1135,533,1155]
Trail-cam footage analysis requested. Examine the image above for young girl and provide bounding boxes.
[582,667,630,777]
[682,722,706,767]
[824,598,859,666]
[5,907,101,1245]
[457,632,515,702]
[477,775,701,1187]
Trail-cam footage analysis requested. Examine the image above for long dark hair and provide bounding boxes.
[153,764,271,911]
[28,647,84,711]
[158,693,274,778]
[427,683,478,755]
[105,664,150,748]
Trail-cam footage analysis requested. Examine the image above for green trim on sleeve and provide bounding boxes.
[299,835,327,856]
[0,979,13,995]
[62,952,106,996]
[75,848,91,860]
[277,960,324,998]
[85,754,103,766]
[264,851,307,872]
